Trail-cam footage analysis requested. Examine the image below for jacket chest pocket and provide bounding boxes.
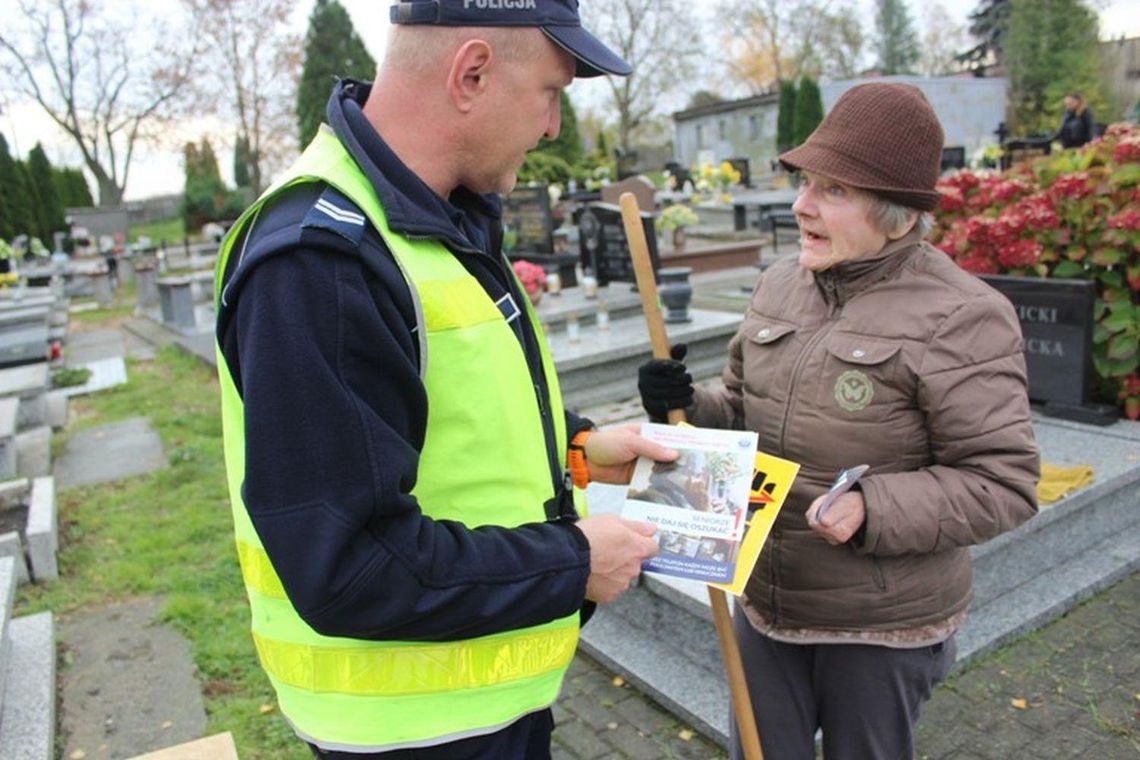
[740,316,798,401]
[818,333,906,415]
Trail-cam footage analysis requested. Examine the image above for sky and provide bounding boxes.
[3,0,1138,202]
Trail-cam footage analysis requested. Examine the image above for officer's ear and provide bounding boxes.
[448,38,493,114]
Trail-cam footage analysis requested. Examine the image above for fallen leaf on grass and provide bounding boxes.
[1011,698,1028,710]
[611,676,624,687]
[678,729,694,741]
[259,704,276,714]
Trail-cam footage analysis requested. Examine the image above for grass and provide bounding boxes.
[128,216,186,245]
[15,330,307,758]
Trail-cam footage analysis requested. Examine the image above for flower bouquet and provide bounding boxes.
[511,259,546,306]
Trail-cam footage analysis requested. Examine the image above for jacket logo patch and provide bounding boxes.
[834,370,873,412]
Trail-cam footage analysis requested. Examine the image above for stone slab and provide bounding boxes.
[59,356,128,398]
[60,599,207,760]
[53,417,167,489]
[549,308,740,410]
[0,295,57,313]
[0,533,28,584]
[0,397,18,441]
[15,427,51,479]
[0,611,56,760]
[44,389,68,429]
[64,328,126,366]
[25,477,56,582]
[126,732,239,760]
[0,363,48,400]
[0,557,13,719]
[0,482,28,513]
[0,324,49,369]
[0,306,49,331]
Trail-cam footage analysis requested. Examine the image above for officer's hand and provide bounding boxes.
[638,343,693,422]
[584,422,679,485]
[577,515,658,603]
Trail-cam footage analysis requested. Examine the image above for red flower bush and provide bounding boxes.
[931,123,1140,419]
[511,259,546,298]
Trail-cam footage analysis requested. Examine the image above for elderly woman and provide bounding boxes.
[639,83,1039,759]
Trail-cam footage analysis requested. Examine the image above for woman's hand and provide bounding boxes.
[806,490,866,545]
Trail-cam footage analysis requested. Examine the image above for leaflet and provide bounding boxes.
[623,423,799,593]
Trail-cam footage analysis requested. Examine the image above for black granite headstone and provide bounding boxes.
[577,202,660,287]
[502,185,554,254]
[979,274,1115,423]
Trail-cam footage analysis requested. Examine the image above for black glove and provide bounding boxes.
[638,343,693,422]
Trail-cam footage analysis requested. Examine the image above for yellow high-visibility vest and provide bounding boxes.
[215,126,577,752]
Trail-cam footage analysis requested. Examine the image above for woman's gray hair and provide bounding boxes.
[867,195,932,239]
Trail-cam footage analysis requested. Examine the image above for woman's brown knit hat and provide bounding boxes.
[779,82,945,211]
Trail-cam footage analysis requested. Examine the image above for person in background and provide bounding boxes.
[214,2,675,757]
[1055,91,1095,149]
[638,83,1040,759]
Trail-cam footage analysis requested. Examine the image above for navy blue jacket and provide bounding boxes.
[216,80,592,641]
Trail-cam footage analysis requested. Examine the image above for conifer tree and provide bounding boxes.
[0,135,34,240]
[296,0,377,149]
[1006,0,1108,134]
[233,135,253,189]
[777,80,798,153]
[27,143,65,241]
[537,92,583,167]
[56,168,94,208]
[875,0,921,74]
[792,77,824,148]
[182,138,228,229]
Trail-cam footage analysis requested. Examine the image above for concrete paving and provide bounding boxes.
[53,417,168,489]
[59,599,208,760]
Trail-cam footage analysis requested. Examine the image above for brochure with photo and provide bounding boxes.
[623,423,799,590]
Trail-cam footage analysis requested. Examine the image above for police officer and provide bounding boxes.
[215,2,673,758]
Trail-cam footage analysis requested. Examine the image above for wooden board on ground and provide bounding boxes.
[126,732,238,760]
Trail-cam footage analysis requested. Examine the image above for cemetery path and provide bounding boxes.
[58,597,208,760]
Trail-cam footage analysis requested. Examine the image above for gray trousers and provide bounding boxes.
[729,609,955,760]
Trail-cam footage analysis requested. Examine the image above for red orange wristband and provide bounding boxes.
[567,430,592,489]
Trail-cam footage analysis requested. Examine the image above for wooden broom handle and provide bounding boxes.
[619,192,764,760]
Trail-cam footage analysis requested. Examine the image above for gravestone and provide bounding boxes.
[502,185,554,254]
[601,175,657,212]
[576,202,660,287]
[1001,138,1051,170]
[157,277,196,331]
[978,274,1115,424]
[941,146,966,172]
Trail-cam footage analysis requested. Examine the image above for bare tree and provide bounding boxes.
[0,0,196,206]
[184,0,301,195]
[720,0,865,92]
[918,0,969,76]
[579,0,703,159]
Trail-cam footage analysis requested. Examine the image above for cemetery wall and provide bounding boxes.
[1099,36,1140,121]
[671,94,779,174]
[821,75,1008,159]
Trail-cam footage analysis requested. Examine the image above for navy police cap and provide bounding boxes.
[389,1,632,78]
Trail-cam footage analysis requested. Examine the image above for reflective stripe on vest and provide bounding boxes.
[215,126,576,751]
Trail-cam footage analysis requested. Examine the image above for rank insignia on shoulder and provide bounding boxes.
[302,188,368,245]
